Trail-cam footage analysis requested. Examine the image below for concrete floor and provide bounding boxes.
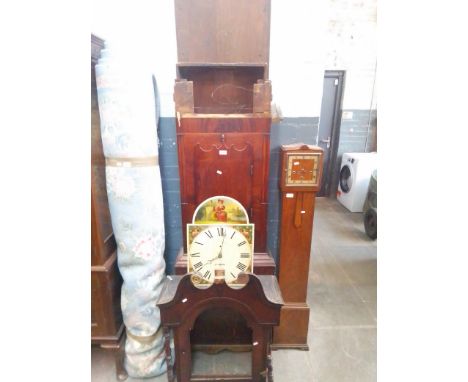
[92,197,377,381]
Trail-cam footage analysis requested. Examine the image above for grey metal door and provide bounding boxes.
[317,71,344,196]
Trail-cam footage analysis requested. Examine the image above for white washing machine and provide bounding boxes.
[337,152,377,212]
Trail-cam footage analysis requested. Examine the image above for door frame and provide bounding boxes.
[319,70,345,197]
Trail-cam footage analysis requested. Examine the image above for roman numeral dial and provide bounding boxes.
[187,224,254,286]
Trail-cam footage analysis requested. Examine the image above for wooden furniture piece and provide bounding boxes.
[175,249,276,350]
[158,274,283,382]
[173,0,274,352]
[174,0,273,254]
[91,34,127,381]
[272,144,324,349]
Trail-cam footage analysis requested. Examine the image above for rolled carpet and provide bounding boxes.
[95,42,167,377]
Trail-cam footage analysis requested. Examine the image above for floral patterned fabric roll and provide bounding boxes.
[95,42,167,377]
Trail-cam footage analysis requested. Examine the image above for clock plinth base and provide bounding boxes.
[272,303,310,350]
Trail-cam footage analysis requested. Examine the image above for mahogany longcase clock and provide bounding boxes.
[173,0,272,255]
[172,0,275,351]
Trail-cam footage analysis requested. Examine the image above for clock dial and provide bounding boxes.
[187,224,253,286]
[285,153,319,186]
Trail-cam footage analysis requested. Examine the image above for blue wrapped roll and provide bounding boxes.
[95,42,168,377]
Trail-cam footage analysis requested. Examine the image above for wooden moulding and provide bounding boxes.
[174,248,276,276]
[174,80,194,114]
[253,80,272,114]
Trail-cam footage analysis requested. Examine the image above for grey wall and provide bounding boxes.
[330,109,377,198]
[158,117,182,274]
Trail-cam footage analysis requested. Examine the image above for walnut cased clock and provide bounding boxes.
[273,143,324,349]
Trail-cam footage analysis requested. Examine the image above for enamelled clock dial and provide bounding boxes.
[187,224,254,287]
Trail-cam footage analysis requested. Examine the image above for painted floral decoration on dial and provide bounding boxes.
[187,224,254,288]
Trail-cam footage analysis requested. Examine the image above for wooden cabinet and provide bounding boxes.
[91,34,126,380]
[176,116,271,252]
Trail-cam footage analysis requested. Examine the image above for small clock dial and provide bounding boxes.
[187,225,253,285]
[286,153,319,186]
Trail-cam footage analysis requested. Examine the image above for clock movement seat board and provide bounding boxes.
[157,274,283,382]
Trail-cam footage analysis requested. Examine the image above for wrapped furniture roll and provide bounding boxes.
[95,43,167,378]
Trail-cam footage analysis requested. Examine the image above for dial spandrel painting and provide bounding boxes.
[192,195,250,224]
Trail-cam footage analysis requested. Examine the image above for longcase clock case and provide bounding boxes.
[172,0,275,350]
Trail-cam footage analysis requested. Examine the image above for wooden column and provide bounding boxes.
[273,144,324,349]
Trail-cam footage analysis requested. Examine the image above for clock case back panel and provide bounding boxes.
[173,0,274,352]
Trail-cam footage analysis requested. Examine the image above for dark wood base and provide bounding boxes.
[92,326,128,381]
[272,303,310,350]
[174,248,277,350]
[158,274,282,382]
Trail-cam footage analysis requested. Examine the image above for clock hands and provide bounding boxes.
[194,235,226,277]
[218,235,226,258]
[207,235,225,263]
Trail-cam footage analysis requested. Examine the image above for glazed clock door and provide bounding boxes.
[194,142,254,210]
